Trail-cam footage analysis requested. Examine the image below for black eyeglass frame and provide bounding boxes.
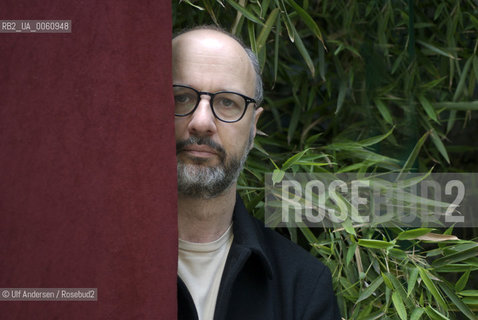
[173,84,257,123]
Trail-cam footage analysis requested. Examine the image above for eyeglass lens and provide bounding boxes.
[173,86,246,122]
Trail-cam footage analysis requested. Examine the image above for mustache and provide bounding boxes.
[176,136,226,160]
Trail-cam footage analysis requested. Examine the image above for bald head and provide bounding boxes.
[172,27,263,105]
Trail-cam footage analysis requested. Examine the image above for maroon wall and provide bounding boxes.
[0,1,177,319]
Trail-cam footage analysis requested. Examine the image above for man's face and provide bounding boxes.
[172,30,262,198]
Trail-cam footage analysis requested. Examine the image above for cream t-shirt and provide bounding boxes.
[178,224,233,320]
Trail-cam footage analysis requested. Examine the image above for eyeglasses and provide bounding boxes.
[173,84,256,123]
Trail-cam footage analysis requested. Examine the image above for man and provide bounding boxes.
[173,26,340,320]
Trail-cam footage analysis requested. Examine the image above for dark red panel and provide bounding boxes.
[0,1,177,319]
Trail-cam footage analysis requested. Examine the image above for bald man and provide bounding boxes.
[173,26,340,320]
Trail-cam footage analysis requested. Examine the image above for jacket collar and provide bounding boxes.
[231,193,274,279]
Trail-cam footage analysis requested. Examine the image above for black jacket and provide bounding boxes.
[178,194,341,320]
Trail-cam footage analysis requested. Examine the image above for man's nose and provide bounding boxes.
[187,96,217,136]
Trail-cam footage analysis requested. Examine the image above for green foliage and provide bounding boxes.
[173,0,478,318]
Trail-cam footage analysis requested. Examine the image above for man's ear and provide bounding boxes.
[248,107,264,152]
[251,107,264,138]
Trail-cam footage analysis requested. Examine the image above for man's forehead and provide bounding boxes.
[173,30,248,60]
[174,30,225,48]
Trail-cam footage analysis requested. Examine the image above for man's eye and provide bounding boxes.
[219,98,235,107]
[175,94,191,104]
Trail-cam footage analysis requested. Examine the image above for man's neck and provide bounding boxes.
[178,186,236,243]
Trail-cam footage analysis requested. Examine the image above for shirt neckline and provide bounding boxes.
[179,223,233,253]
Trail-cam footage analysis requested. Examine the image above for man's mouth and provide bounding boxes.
[181,145,218,158]
[176,137,226,162]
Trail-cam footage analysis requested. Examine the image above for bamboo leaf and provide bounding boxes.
[424,306,449,320]
[432,245,478,268]
[286,0,324,44]
[447,110,457,134]
[339,276,359,299]
[335,80,347,114]
[418,267,448,310]
[374,98,394,125]
[225,0,263,24]
[473,56,478,82]
[256,0,268,19]
[418,94,439,123]
[248,20,257,53]
[357,276,383,303]
[460,290,478,297]
[398,130,430,178]
[345,243,357,265]
[253,140,270,156]
[407,267,419,297]
[278,0,295,42]
[292,27,315,76]
[453,57,473,102]
[282,148,310,170]
[357,127,394,147]
[467,12,478,30]
[429,129,450,164]
[397,228,434,240]
[287,103,301,144]
[358,239,395,250]
[337,162,374,173]
[272,169,285,185]
[319,42,326,80]
[382,272,394,290]
[341,218,356,236]
[256,8,279,51]
[410,308,424,320]
[394,275,415,309]
[417,233,459,242]
[298,225,319,244]
[462,297,478,305]
[295,161,332,167]
[435,264,478,273]
[202,0,218,24]
[417,40,456,59]
[421,76,447,90]
[273,15,280,83]
[439,282,477,320]
[392,291,408,320]
[182,0,205,10]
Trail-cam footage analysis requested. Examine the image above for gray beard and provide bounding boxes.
[177,132,253,199]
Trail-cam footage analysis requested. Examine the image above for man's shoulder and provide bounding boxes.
[248,216,338,318]
[233,195,328,275]
[250,216,329,275]
[231,197,340,319]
